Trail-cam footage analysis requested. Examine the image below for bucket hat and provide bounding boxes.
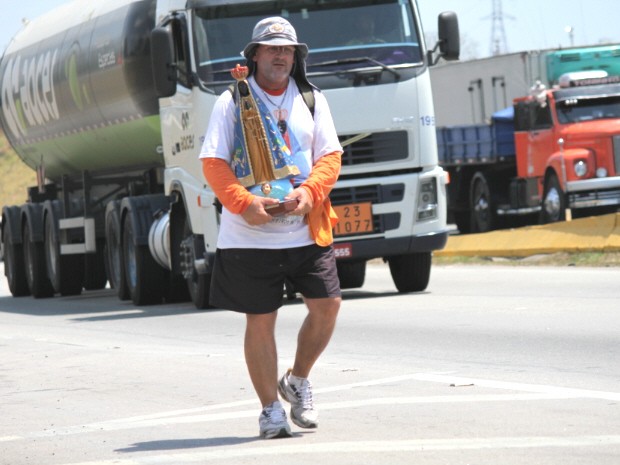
[242,17,309,60]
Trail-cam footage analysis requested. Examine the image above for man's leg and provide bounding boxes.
[278,296,340,428]
[292,296,341,378]
[246,311,293,439]
[245,311,279,407]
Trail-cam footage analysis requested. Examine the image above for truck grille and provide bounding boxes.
[330,184,404,234]
[569,189,620,208]
[339,131,408,166]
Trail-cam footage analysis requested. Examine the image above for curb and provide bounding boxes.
[435,213,620,257]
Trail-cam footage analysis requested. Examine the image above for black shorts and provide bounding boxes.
[209,244,341,314]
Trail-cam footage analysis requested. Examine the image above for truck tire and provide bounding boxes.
[284,279,297,300]
[83,239,108,290]
[470,172,495,232]
[122,211,166,306]
[23,220,54,298]
[453,211,472,234]
[2,208,30,297]
[541,173,565,223]
[387,252,431,293]
[182,216,211,309]
[44,204,84,296]
[104,201,130,300]
[337,260,366,289]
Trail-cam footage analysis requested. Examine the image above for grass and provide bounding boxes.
[0,128,36,207]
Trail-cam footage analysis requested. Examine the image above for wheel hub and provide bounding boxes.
[544,187,561,218]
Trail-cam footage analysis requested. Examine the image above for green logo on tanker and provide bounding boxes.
[1,51,60,139]
[65,43,91,111]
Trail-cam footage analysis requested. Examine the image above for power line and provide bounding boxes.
[487,0,514,56]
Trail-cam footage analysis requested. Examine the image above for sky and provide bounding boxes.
[1,0,619,60]
[419,0,620,59]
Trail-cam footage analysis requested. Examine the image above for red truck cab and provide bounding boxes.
[513,73,620,222]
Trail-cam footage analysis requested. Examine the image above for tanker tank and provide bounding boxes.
[0,0,162,183]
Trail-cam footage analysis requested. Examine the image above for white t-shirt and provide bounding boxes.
[199,76,342,249]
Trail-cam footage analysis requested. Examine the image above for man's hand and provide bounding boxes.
[241,196,280,225]
[286,187,313,216]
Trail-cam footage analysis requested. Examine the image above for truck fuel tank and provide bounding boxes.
[0,0,162,182]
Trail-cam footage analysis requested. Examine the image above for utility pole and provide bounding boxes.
[565,26,575,47]
[489,0,510,56]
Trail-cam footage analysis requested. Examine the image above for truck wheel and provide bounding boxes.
[23,220,54,298]
[284,279,297,300]
[453,211,472,234]
[43,203,83,296]
[337,260,366,289]
[3,214,30,297]
[541,173,565,223]
[182,216,211,309]
[104,201,129,300]
[122,213,165,305]
[165,271,191,303]
[388,252,431,293]
[470,172,494,232]
[83,239,108,290]
[44,208,84,296]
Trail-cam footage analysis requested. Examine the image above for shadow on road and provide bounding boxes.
[114,431,313,452]
[0,288,224,320]
[283,288,425,304]
[0,286,426,321]
[115,436,259,452]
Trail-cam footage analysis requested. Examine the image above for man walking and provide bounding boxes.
[200,16,343,439]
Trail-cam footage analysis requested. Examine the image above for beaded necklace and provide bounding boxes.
[261,84,289,135]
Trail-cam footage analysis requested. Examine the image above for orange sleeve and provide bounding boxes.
[302,151,342,247]
[201,158,254,214]
[300,151,342,205]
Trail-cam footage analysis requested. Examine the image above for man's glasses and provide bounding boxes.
[264,46,295,56]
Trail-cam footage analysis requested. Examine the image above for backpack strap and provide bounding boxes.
[227,79,315,118]
[295,80,315,118]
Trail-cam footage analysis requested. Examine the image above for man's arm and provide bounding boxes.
[285,151,341,218]
[300,151,342,206]
[201,158,279,225]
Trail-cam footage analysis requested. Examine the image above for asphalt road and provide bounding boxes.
[1,261,619,465]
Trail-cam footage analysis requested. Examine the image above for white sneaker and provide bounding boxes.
[259,401,292,439]
[278,369,319,428]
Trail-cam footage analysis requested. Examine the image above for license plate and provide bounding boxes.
[333,243,352,259]
[333,202,373,236]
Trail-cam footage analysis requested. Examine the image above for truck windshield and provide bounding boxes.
[192,0,423,92]
[556,95,620,124]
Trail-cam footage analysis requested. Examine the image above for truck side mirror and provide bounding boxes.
[151,27,177,97]
[438,12,460,60]
[427,11,460,66]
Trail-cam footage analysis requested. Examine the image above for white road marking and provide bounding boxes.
[2,371,619,443]
[0,393,573,442]
[58,435,620,465]
[410,372,620,401]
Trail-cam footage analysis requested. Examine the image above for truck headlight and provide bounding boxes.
[417,179,438,221]
[574,160,587,177]
[596,167,608,178]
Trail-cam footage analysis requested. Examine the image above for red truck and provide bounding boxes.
[437,51,620,233]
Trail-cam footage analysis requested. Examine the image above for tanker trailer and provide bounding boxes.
[0,0,216,307]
